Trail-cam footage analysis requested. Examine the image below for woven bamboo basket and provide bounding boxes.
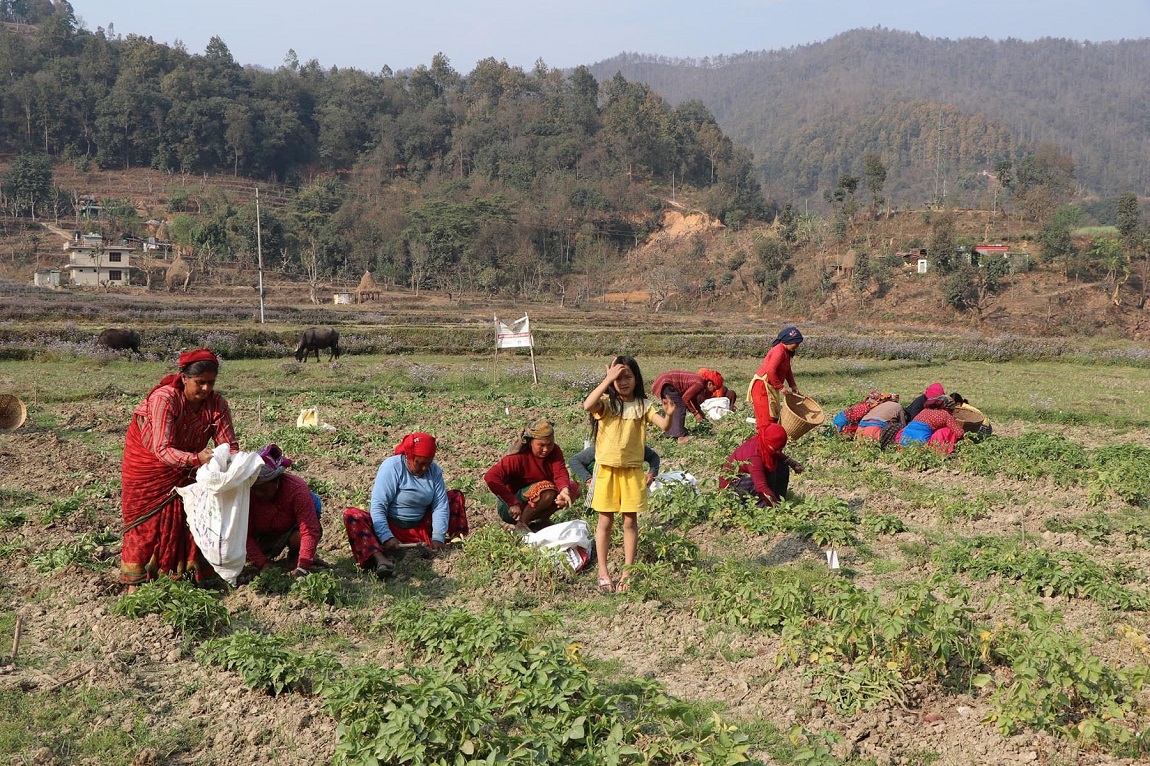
[953,404,985,434]
[780,392,824,441]
[0,394,26,430]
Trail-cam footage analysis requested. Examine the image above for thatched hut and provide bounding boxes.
[354,270,380,303]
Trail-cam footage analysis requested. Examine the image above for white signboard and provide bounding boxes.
[495,314,533,349]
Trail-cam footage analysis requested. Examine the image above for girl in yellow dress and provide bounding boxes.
[582,356,675,593]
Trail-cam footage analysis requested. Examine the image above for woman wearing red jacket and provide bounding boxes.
[484,419,580,532]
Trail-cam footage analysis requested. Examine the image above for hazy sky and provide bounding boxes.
[74,0,1150,73]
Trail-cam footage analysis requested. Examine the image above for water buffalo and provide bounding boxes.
[295,327,341,362]
[98,328,142,356]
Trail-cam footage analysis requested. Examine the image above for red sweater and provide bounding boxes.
[912,407,962,435]
[759,344,796,391]
[247,473,322,570]
[650,370,708,415]
[719,436,782,505]
[484,446,574,508]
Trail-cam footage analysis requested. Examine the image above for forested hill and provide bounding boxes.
[590,29,1150,204]
[0,2,766,292]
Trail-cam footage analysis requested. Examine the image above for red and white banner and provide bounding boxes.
[495,314,533,349]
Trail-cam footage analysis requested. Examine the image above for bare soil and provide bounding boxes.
[2,390,1148,764]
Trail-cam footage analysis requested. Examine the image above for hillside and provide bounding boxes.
[6,166,1149,342]
[590,29,1150,204]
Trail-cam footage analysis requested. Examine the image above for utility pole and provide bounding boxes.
[933,111,947,209]
[256,187,265,324]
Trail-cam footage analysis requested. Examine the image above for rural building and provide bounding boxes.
[975,243,1031,272]
[32,269,62,288]
[62,233,138,287]
[898,247,928,267]
[354,270,381,303]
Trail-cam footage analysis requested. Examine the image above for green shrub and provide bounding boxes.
[290,570,353,607]
[115,579,230,638]
[198,630,337,695]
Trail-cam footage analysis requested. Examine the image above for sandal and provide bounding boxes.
[597,575,615,594]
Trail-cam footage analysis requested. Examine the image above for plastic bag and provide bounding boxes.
[648,471,698,494]
[176,444,264,586]
[523,519,593,572]
[296,407,319,428]
[700,396,732,420]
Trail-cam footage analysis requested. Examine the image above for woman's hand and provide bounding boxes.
[197,446,214,466]
[662,396,676,415]
[428,539,445,552]
[556,488,572,508]
[645,471,656,487]
[693,411,705,423]
[289,567,309,578]
[508,504,523,521]
[787,457,805,474]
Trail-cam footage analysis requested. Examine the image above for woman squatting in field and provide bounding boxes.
[343,432,469,578]
[484,419,580,533]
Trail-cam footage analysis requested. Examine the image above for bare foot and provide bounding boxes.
[676,436,691,445]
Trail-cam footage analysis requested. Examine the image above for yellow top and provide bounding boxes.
[593,394,656,468]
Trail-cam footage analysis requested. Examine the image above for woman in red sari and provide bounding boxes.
[120,349,237,586]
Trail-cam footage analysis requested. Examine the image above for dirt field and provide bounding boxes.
[2,343,1150,765]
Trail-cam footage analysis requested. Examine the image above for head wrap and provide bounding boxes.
[924,382,945,399]
[756,423,790,472]
[523,419,554,440]
[394,432,437,459]
[865,390,899,405]
[178,348,219,369]
[256,444,292,484]
[771,326,803,348]
[698,368,725,395]
[924,394,955,411]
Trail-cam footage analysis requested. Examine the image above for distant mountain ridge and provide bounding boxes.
[589,28,1150,205]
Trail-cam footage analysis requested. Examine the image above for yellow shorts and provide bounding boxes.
[590,464,648,514]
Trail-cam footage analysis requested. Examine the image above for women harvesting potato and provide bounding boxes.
[484,419,580,533]
[343,433,468,578]
[246,444,323,578]
[119,349,237,587]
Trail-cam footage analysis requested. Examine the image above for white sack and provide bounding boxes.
[176,444,264,586]
[648,471,698,494]
[700,396,733,421]
[523,519,593,572]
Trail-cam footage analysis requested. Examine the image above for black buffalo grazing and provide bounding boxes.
[98,328,142,356]
[295,327,341,362]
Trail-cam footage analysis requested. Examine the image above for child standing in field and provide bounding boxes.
[582,356,675,593]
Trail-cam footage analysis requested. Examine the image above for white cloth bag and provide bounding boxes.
[700,396,733,420]
[176,443,264,586]
[523,519,593,572]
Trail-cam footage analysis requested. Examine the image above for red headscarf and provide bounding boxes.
[756,423,789,472]
[924,382,944,399]
[394,432,437,458]
[698,368,725,397]
[178,348,220,369]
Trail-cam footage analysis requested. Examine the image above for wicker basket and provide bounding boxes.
[953,404,985,434]
[780,392,825,441]
[0,394,26,430]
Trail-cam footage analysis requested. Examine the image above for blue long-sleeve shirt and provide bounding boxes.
[567,444,660,482]
[369,454,449,543]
